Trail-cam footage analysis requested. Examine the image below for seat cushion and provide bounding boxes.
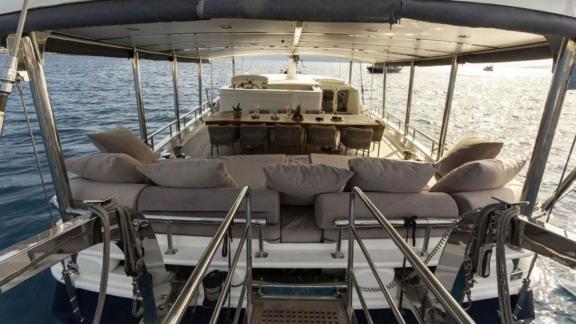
[280,207,322,243]
[219,154,287,189]
[66,153,146,183]
[138,159,237,188]
[450,184,522,213]
[310,153,355,169]
[436,135,503,178]
[69,177,149,209]
[315,191,459,229]
[348,158,436,192]
[137,187,281,224]
[430,159,525,193]
[264,163,354,205]
[87,127,159,164]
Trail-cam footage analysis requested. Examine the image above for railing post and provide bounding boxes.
[232,56,236,77]
[171,54,181,137]
[521,38,576,217]
[131,50,148,143]
[382,62,387,118]
[21,35,73,221]
[348,59,353,85]
[198,59,203,113]
[404,61,415,138]
[437,54,459,160]
[245,189,253,322]
[346,190,355,320]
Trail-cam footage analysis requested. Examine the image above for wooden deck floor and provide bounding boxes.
[182,126,403,159]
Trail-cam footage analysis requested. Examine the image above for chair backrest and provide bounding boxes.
[240,124,269,145]
[307,125,337,146]
[277,109,289,114]
[208,125,239,145]
[305,109,321,114]
[341,127,373,149]
[273,124,302,145]
[372,121,386,141]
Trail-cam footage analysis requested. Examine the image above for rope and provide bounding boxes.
[87,204,111,324]
[15,78,56,226]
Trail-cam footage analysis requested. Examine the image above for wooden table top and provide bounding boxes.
[205,112,379,128]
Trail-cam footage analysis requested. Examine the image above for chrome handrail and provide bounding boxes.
[163,186,252,324]
[347,187,474,324]
[147,97,219,150]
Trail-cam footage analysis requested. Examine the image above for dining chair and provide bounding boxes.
[271,124,303,154]
[306,125,338,152]
[207,125,239,155]
[371,120,386,157]
[240,124,269,153]
[305,109,321,114]
[339,127,374,156]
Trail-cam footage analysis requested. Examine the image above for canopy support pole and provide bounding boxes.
[404,61,415,138]
[131,50,148,143]
[198,60,203,112]
[232,57,236,77]
[348,60,353,85]
[171,54,181,137]
[382,63,387,117]
[521,38,576,217]
[21,35,73,220]
[437,55,459,160]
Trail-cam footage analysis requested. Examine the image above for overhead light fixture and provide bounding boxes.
[219,24,232,29]
[365,27,378,33]
[458,34,471,38]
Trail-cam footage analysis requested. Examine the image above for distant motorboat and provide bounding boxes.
[367,63,402,74]
[483,65,494,71]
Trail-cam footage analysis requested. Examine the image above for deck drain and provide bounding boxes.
[252,298,349,324]
[260,309,340,323]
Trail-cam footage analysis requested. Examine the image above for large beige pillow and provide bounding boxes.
[437,135,503,178]
[263,163,354,205]
[430,159,525,193]
[65,153,147,183]
[348,158,436,192]
[88,127,159,164]
[138,159,237,188]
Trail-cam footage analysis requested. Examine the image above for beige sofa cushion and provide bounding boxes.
[66,153,146,183]
[88,127,159,164]
[138,159,237,188]
[69,177,148,209]
[264,163,354,205]
[450,184,522,213]
[280,207,322,243]
[138,187,281,224]
[315,191,459,229]
[219,154,287,189]
[430,159,525,193]
[310,153,355,169]
[437,135,503,178]
[348,158,436,192]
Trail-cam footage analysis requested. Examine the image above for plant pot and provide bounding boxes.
[233,112,242,118]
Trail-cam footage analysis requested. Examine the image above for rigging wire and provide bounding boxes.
[16,78,56,225]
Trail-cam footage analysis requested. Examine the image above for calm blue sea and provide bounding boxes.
[0,54,574,323]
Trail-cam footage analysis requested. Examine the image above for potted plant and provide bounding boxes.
[232,103,242,118]
[292,104,303,122]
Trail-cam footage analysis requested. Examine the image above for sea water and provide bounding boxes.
[0,55,573,323]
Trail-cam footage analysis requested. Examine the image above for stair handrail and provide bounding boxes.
[348,187,474,324]
[163,186,252,324]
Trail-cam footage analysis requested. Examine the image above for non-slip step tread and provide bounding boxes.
[251,298,350,324]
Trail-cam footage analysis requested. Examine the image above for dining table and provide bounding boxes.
[204,111,380,129]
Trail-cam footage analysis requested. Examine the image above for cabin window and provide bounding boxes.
[337,90,349,112]
[322,90,334,112]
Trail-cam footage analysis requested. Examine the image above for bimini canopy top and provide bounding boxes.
[0,0,575,65]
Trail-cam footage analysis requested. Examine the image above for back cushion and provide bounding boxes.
[65,153,147,183]
[138,159,237,188]
[264,163,353,205]
[88,127,159,164]
[437,135,503,178]
[348,158,436,192]
[430,159,525,193]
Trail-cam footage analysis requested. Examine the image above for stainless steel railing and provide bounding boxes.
[147,97,219,151]
[380,110,448,161]
[346,187,475,324]
[162,186,253,324]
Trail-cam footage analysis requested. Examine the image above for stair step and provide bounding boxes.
[251,297,350,324]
